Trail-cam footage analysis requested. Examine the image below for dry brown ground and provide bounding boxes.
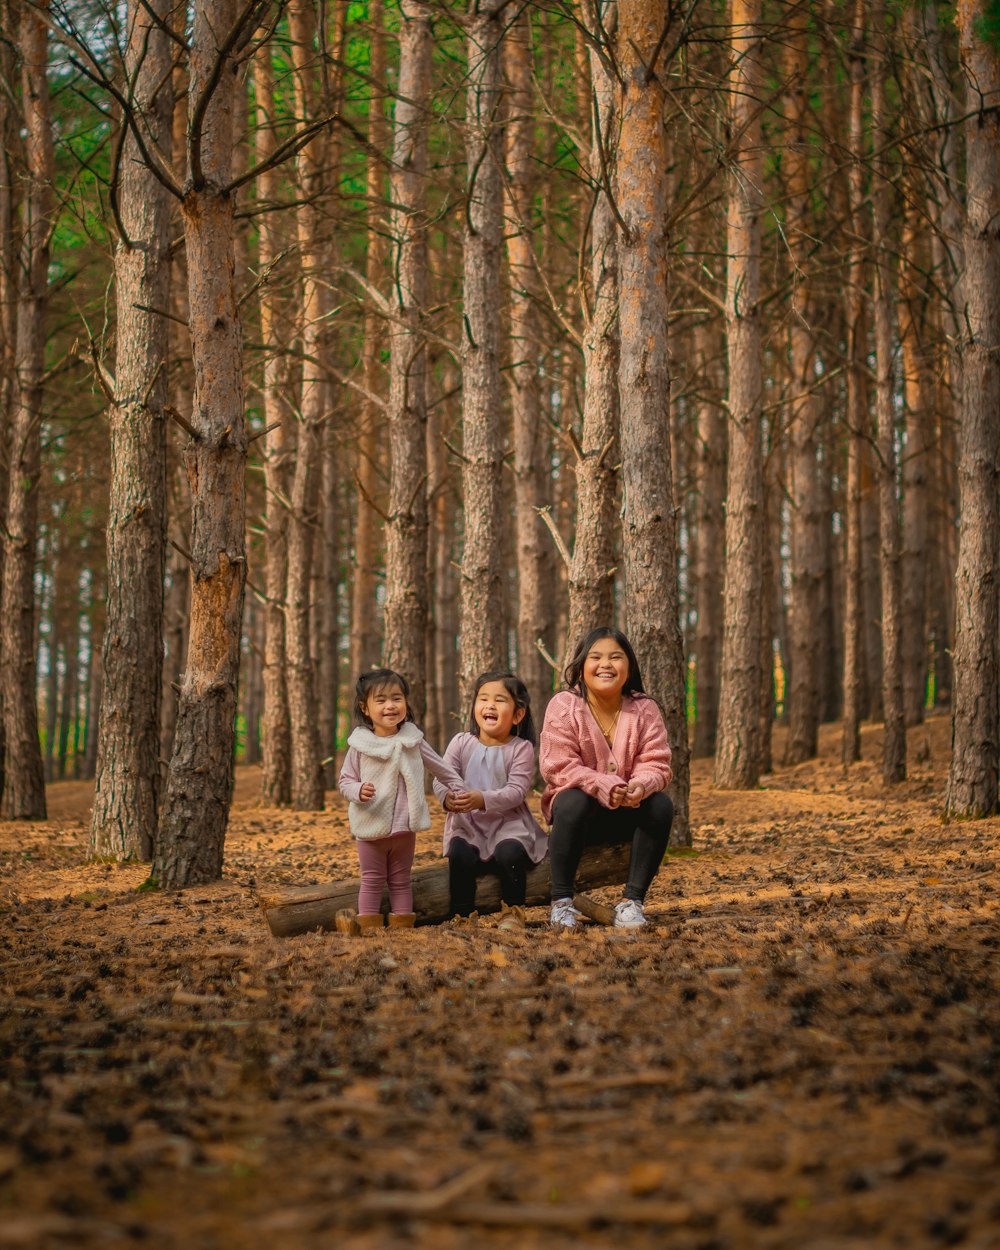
[1,713,998,1249]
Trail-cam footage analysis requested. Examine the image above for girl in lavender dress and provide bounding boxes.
[433,672,547,930]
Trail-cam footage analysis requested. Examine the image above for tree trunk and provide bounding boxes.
[504,9,553,716]
[253,49,293,806]
[427,384,460,743]
[285,0,327,812]
[90,0,172,860]
[350,0,388,678]
[317,420,341,788]
[716,0,764,790]
[692,316,726,758]
[383,0,432,723]
[154,0,251,886]
[459,0,507,700]
[568,0,619,650]
[783,11,823,766]
[872,43,906,785]
[946,0,1000,817]
[261,842,632,936]
[616,0,689,843]
[1,0,52,820]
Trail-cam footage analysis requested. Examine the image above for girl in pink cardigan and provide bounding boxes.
[539,627,674,930]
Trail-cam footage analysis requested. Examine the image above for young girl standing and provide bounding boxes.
[338,668,464,929]
[433,671,547,929]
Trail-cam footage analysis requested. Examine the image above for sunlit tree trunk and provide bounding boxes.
[616,0,689,842]
[154,0,251,885]
[459,0,507,700]
[253,49,292,806]
[1,0,52,819]
[947,0,1000,817]
[568,0,619,648]
[383,0,432,723]
[351,0,388,677]
[90,0,172,859]
[716,0,763,790]
[872,41,906,784]
[783,11,823,765]
[504,8,552,714]
[285,0,326,811]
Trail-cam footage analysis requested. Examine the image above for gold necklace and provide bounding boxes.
[590,701,621,746]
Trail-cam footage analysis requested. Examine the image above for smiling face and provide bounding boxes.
[362,682,408,736]
[582,638,630,704]
[473,679,525,745]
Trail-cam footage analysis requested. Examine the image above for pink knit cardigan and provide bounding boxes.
[538,690,673,823]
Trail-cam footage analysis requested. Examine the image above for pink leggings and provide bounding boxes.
[356,832,417,915]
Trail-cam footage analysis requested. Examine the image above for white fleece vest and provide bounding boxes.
[346,722,431,840]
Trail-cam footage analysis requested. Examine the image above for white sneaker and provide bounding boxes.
[550,898,584,928]
[614,899,647,930]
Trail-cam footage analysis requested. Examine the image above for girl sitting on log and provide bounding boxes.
[434,671,548,930]
[540,627,674,931]
[338,668,464,930]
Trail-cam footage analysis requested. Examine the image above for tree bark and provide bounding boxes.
[459,0,507,700]
[383,0,432,723]
[90,0,172,860]
[1,0,52,820]
[154,0,251,885]
[253,48,293,806]
[715,0,764,790]
[616,0,689,842]
[946,0,1000,817]
[568,1,619,650]
[261,842,632,935]
[783,11,823,765]
[872,41,906,785]
[285,0,327,811]
[504,9,553,715]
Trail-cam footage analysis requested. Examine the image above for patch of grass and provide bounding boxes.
[136,877,160,893]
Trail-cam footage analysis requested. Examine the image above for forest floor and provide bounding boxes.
[1,713,999,1249]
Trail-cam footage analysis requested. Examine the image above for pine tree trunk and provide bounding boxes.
[383,0,432,723]
[616,0,689,843]
[350,0,388,678]
[716,0,764,790]
[569,0,619,649]
[253,50,292,806]
[285,0,326,811]
[154,0,250,885]
[160,469,190,766]
[783,11,823,765]
[1,0,52,820]
[90,0,172,859]
[692,317,726,758]
[318,421,341,787]
[427,390,459,743]
[504,9,552,716]
[872,47,906,785]
[459,0,507,700]
[946,0,1000,817]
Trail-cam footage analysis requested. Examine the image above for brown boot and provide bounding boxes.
[498,904,526,932]
[387,912,416,928]
[356,913,385,932]
[334,908,360,936]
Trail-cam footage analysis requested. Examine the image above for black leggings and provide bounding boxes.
[549,788,673,903]
[447,837,532,916]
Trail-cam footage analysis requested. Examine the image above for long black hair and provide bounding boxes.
[563,627,645,699]
[353,668,413,729]
[468,670,536,745]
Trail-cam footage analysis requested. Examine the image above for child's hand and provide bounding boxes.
[621,781,645,808]
[448,789,485,813]
[608,784,627,809]
[359,782,376,802]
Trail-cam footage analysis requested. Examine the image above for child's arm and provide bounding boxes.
[419,738,466,794]
[337,747,371,803]
[431,736,466,810]
[540,697,625,807]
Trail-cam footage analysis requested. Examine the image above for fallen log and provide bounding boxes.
[259,842,631,936]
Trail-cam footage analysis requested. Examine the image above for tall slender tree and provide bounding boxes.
[89,0,172,859]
